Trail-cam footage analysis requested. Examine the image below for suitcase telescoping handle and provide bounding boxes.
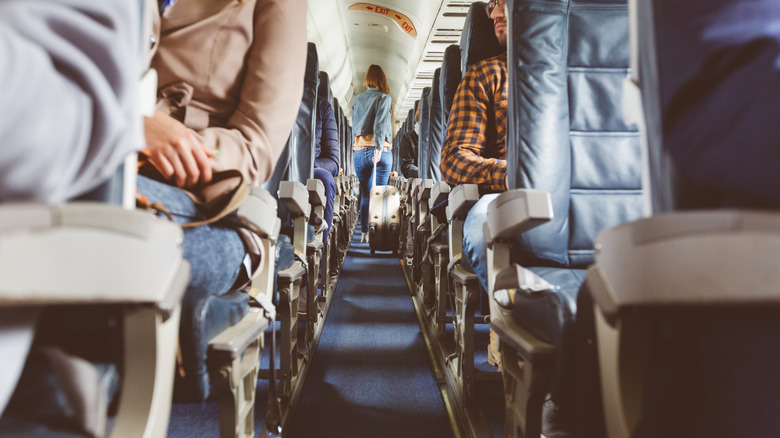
[372,148,378,189]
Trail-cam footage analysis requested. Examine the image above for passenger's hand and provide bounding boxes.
[143,110,216,188]
[339,168,344,176]
[390,171,398,178]
[372,148,382,164]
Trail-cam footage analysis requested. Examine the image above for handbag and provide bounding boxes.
[136,155,263,290]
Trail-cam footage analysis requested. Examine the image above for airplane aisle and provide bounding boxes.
[287,231,454,438]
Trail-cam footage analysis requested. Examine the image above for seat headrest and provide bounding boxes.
[428,68,444,182]
[418,87,432,180]
[318,71,333,107]
[440,44,461,127]
[460,2,504,76]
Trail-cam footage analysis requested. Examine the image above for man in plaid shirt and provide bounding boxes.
[441,0,508,368]
[441,0,508,193]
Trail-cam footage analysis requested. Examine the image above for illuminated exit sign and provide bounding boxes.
[349,3,417,37]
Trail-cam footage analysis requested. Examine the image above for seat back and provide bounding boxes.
[263,43,318,235]
[427,69,444,182]
[333,98,344,172]
[506,0,642,269]
[440,44,461,129]
[318,71,333,109]
[460,2,504,78]
[634,0,780,212]
[417,87,432,180]
[285,42,319,185]
[604,1,780,436]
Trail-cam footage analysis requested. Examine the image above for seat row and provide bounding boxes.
[393,1,780,437]
[0,36,359,438]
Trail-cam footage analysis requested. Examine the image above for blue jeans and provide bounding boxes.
[354,147,392,233]
[313,167,336,244]
[136,176,245,297]
[462,194,500,294]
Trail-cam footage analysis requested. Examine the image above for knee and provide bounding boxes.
[462,194,499,256]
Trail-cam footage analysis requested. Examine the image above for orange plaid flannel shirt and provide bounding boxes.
[441,53,507,192]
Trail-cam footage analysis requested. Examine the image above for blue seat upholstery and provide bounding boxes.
[440,44,461,129]
[578,1,780,436]
[427,69,444,182]
[417,87,432,180]
[640,0,780,211]
[503,0,641,404]
[459,2,503,78]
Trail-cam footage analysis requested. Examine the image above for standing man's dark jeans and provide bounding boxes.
[313,167,336,244]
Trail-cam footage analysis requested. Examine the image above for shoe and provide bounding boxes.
[488,329,502,371]
[361,232,368,243]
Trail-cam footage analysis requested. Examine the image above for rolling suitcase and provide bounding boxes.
[367,158,400,254]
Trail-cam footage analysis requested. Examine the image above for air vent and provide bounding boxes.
[446,1,473,7]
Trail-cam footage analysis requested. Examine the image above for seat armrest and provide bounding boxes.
[279,181,311,219]
[410,178,422,199]
[429,181,450,210]
[208,308,270,361]
[0,203,188,317]
[239,188,280,243]
[416,179,434,203]
[589,210,780,325]
[484,189,553,246]
[491,311,555,363]
[494,264,555,296]
[306,179,325,207]
[446,184,480,221]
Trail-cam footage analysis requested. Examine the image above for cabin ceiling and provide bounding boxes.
[308,0,477,127]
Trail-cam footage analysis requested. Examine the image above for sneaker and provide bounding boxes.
[361,232,368,243]
[488,329,502,371]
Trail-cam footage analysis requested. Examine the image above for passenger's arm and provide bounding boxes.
[400,133,419,178]
[194,0,307,187]
[315,100,340,177]
[0,0,142,203]
[440,67,506,191]
[373,93,392,150]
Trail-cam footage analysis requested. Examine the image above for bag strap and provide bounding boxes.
[180,179,249,229]
[137,155,250,229]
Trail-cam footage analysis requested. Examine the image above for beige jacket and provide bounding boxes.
[150,0,306,187]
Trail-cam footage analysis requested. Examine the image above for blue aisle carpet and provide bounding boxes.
[286,232,453,438]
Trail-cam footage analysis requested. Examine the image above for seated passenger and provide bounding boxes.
[0,0,142,431]
[440,0,507,367]
[0,0,141,203]
[138,0,306,396]
[314,93,340,244]
[400,107,420,179]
